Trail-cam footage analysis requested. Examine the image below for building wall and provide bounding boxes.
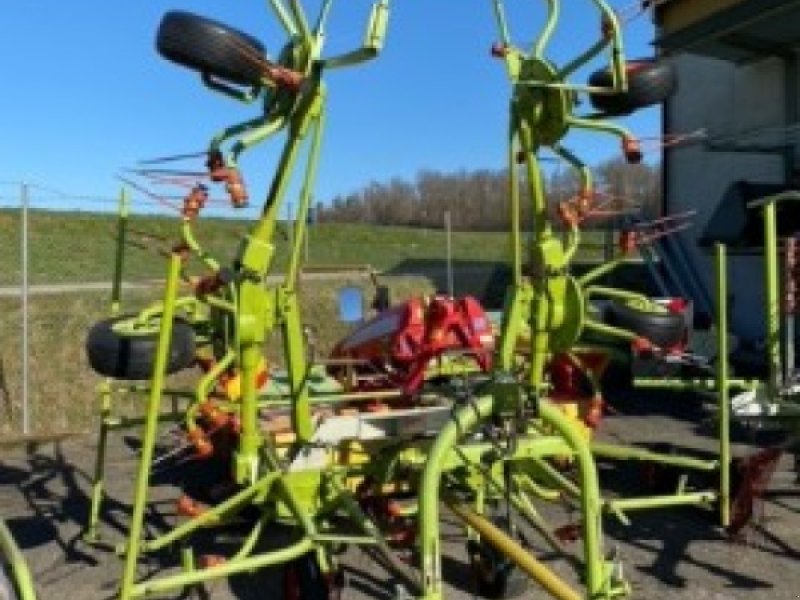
[665,54,787,340]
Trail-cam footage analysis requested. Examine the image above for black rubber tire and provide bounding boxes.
[0,562,20,600]
[86,315,196,380]
[467,515,528,600]
[604,300,686,349]
[283,553,341,600]
[588,58,677,116]
[157,11,267,87]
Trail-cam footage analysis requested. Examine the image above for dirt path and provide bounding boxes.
[1,394,799,600]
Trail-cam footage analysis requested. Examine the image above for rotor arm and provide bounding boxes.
[533,0,559,58]
[557,37,608,81]
[230,118,288,163]
[323,0,390,69]
[288,0,313,45]
[567,114,641,163]
[552,144,593,263]
[208,114,287,161]
[491,0,513,47]
[268,0,301,37]
[588,0,627,92]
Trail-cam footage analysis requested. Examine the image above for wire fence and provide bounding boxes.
[0,181,626,436]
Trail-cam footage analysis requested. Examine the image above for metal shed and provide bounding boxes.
[653,0,800,342]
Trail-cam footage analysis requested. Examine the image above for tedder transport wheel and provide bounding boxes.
[283,553,341,600]
[466,516,528,600]
[85,315,196,380]
[588,58,677,116]
[157,11,267,87]
[0,562,19,600]
[604,300,686,349]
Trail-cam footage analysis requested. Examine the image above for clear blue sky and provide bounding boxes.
[0,1,659,212]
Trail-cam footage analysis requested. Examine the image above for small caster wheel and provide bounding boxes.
[466,538,528,599]
[282,553,342,600]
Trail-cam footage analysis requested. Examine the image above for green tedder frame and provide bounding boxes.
[73,2,798,600]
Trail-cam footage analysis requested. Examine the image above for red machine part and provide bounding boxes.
[331,294,494,392]
[547,352,609,430]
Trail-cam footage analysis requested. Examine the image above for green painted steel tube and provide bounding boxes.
[143,472,279,552]
[491,0,512,46]
[418,397,493,599]
[716,243,731,528]
[418,397,607,599]
[111,188,129,316]
[583,285,649,305]
[119,253,182,600]
[289,0,312,44]
[577,257,626,287]
[85,384,112,542]
[764,202,782,399]
[445,500,582,600]
[533,0,559,58]
[605,492,716,514]
[269,0,299,36]
[130,538,313,598]
[558,38,608,81]
[591,442,718,471]
[238,343,265,481]
[286,111,325,289]
[229,515,269,562]
[567,115,632,144]
[530,456,581,499]
[590,0,626,89]
[509,127,522,285]
[0,519,37,600]
[182,220,220,272]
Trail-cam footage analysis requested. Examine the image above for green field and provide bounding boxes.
[0,209,617,434]
[0,209,609,285]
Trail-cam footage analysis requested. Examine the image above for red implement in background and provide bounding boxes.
[331,295,494,392]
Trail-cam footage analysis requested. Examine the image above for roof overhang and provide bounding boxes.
[654,0,800,62]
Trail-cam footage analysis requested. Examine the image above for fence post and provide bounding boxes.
[20,182,29,434]
[445,211,454,296]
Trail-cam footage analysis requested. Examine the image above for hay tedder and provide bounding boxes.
[6,1,777,600]
[75,1,720,599]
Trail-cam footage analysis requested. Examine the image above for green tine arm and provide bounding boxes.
[324,0,390,69]
[590,0,626,90]
[533,0,559,58]
[289,0,313,44]
[491,0,512,47]
[314,0,334,36]
[268,0,299,36]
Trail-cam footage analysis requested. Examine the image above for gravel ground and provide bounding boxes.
[1,391,799,600]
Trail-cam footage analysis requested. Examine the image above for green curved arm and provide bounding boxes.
[323,0,390,69]
[268,0,299,37]
[182,220,220,272]
[533,0,559,58]
[589,0,626,90]
[491,0,512,47]
[0,520,37,600]
[230,117,288,163]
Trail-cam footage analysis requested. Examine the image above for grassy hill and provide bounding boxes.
[0,209,609,286]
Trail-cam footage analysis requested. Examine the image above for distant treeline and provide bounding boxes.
[317,157,661,231]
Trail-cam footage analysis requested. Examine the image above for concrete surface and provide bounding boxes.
[1,390,799,600]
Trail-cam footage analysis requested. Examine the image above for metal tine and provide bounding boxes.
[138,150,208,165]
[116,175,181,213]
